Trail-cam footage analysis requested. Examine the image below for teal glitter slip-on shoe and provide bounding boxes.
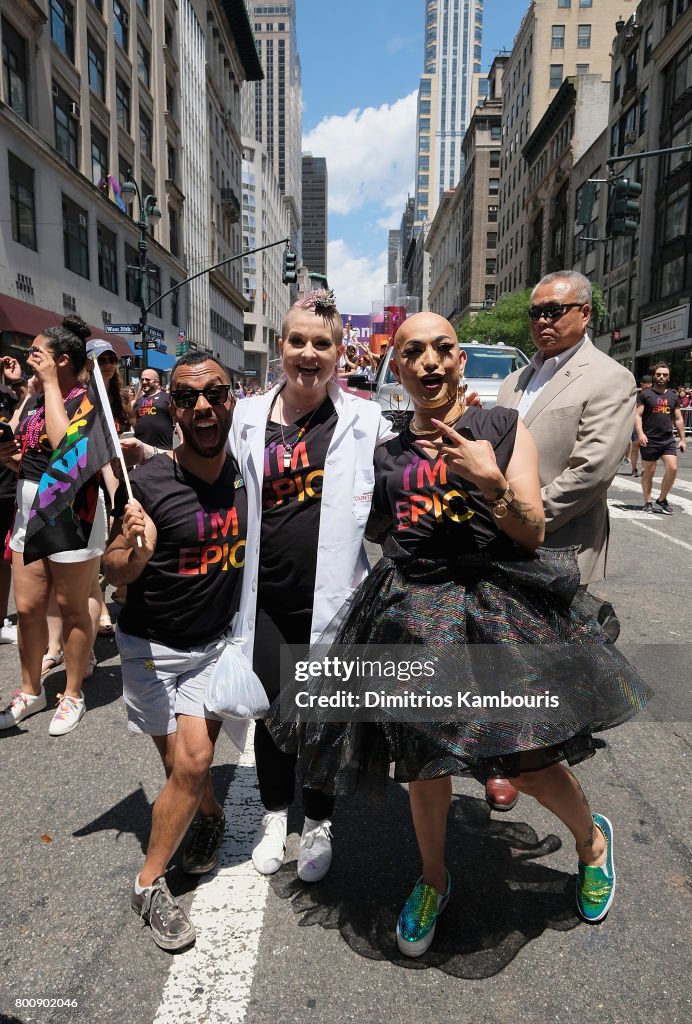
[396,871,451,957]
[576,813,616,923]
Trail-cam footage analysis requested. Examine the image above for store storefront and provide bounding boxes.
[636,304,692,385]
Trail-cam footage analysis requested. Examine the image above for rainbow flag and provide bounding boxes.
[23,380,118,564]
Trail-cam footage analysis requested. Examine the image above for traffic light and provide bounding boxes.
[576,181,597,227]
[607,177,642,237]
[282,247,298,284]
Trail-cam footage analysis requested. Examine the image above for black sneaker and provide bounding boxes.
[131,876,196,951]
[181,813,226,875]
[655,498,673,515]
[643,502,654,513]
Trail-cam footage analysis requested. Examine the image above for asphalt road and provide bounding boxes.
[0,456,690,1024]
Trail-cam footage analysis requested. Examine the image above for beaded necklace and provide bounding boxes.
[23,384,86,450]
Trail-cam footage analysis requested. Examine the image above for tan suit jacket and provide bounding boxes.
[497,337,636,584]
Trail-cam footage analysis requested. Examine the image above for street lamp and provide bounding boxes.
[121,172,161,371]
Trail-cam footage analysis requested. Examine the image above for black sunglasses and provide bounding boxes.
[528,303,586,322]
[170,384,232,409]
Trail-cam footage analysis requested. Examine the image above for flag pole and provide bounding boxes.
[90,358,143,549]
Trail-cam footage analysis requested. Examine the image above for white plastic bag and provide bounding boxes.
[205,638,269,720]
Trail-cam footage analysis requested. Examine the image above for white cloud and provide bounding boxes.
[328,239,388,316]
[303,92,417,217]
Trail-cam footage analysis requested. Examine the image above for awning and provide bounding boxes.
[0,293,132,357]
[128,342,176,372]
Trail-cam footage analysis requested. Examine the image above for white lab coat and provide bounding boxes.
[229,379,394,657]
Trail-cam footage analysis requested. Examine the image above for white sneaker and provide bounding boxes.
[0,618,17,644]
[297,818,333,883]
[0,687,47,729]
[252,811,287,875]
[48,692,86,736]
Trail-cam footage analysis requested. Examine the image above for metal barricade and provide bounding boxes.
[683,408,692,435]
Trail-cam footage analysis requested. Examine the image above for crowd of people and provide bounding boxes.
[0,273,662,961]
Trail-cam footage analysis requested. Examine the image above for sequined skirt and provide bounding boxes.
[265,537,652,799]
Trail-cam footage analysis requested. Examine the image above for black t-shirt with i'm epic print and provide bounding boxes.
[134,390,174,449]
[637,387,680,442]
[258,396,338,614]
[115,453,247,648]
[372,405,519,558]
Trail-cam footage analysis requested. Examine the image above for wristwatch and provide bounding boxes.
[490,485,514,518]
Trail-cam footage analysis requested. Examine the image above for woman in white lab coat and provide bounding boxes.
[230,290,392,883]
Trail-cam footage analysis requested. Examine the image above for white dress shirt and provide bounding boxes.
[517,336,587,419]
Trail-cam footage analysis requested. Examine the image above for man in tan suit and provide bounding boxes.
[486,270,636,811]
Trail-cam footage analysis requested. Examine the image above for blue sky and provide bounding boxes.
[296,0,530,313]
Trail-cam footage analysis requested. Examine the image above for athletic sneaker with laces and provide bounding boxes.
[0,618,17,644]
[252,810,287,875]
[576,813,616,923]
[131,876,196,951]
[181,813,226,874]
[0,687,47,729]
[48,692,85,736]
[396,872,451,957]
[643,502,654,513]
[655,497,673,515]
[297,818,333,882]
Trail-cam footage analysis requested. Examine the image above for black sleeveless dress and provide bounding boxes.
[265,406,652,800]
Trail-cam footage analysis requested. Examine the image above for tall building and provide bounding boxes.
[387,229,401,284]
[496,0,633,298]
[249,1,302,249]
[0,0,188,374]
[301,153,327,276]
[414,0,484,225]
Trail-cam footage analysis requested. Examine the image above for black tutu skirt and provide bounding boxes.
[265,537,653,799]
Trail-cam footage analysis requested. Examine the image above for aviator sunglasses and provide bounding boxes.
[528,302,586,322]
[170,384,232,409]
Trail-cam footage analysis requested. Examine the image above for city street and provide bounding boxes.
[0,458,690,1024]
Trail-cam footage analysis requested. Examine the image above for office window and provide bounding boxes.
[486,232,497,249]
[87,37,105,99]
[613,67,621,103]
[488,205,498,222]
[579,0,592,6]
[639,89,649,135]
[576,64,589,75]
[490,124,502,141]
[552,25,565,49]
[62,195,89,278]
[644,26,653,65]
[97,222,118,293]
[2,18,29,121]
[578,25,591,49]
[147,263,161,317]
[91,125,108,186]
[169,207,179,257]
[137,38,150,89]
[50,0,75,62]
[53,85,78,165]
[8,152,37,250]
[489,178,499,195]
[550,65,563,88]
[136,0,149,16]
[116,76,130,131]
[490,150,501,168]
[558,0,571,7]
[139,109,152,159]
[485,258,497,275]
[113,1,129,52]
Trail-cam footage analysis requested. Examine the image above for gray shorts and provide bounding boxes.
[116,627,224,736]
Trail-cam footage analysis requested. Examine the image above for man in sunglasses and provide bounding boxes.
[490,271,636,811]
[134,369,175,450]
[636,362,686,514]
[103,354,247,952]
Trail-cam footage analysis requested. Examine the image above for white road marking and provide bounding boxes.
[608,474,692,515]
[153,724,267,1024]
[617,518,692,553]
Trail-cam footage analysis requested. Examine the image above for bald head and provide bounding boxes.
[393,312,457,350]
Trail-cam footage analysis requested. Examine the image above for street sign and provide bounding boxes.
[134,342,158,350]
[105,323,141,334]
[145,325,165,341]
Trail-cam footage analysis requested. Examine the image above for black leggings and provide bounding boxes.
[253,605,334,821]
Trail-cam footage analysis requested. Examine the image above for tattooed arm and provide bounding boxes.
[481,419,545,551]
